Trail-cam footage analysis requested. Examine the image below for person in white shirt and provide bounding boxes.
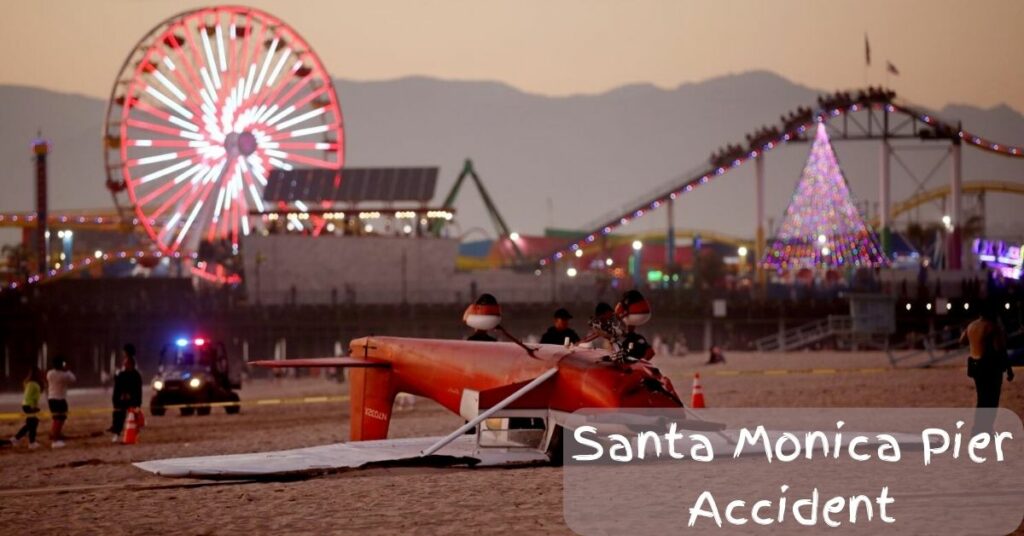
[46,356,76,448]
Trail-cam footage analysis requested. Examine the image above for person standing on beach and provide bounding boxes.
[10,365,45,449]
[109,344,143,442]
[46,356,76,449]
[961,301,1014,434]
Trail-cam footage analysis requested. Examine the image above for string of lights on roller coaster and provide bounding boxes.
[107,6,344,258]
[0,214,142,226]
[0,211,453,293]
[536,100,1024,270]
[4,251,203,291]
[536,119,818,269]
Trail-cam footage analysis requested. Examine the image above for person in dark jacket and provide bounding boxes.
[466,330,497,342]
[540,308,581,345]
[620,327,655,361]
[109,344,144,442]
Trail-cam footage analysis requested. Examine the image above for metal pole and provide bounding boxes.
[879,141,891,257]
[949,140,963,269]
[420,367,558,456]
[755,155,765,289]
[979,192,986,236]
[33,137,49,274]
[666,197,675,277]
[632,247,643,288]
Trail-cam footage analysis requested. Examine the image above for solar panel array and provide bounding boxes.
[263,167,438,203]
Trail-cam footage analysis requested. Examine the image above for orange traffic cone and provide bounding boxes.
[122,410,139,445]
[691,373,706,409]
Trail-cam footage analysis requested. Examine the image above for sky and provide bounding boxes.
[0,0,1021,249]
[2,0,1023,112]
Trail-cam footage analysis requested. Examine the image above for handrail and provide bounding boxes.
[755,315,853,352]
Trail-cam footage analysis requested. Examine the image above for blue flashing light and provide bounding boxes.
[175,338,189,347]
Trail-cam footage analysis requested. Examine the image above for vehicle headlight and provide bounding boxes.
[153,380,164,391]
[188,377,202,389]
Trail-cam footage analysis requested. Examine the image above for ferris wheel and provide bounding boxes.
[103,6,344,260]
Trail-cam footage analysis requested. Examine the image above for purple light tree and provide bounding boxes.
[762,123,887,272]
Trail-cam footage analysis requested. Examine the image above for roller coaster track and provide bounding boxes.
[0,211,128,231]
[0,212,231,290]
[2,250,209,291]
[886,180,1024,221]
[1,248,238,291]
[538,89,1024,268]
[592,228,750,249]
[5,90,1023,289]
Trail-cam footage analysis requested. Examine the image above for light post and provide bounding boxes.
[32,136,49,275]
[631,240,643,288]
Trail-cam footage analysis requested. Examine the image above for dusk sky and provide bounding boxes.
[3,0,1023,112]
[1,0,1022,246]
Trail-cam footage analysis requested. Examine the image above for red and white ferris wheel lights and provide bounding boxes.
[104,6,344,258]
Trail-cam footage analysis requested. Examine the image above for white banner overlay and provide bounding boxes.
[563,408,1024,535]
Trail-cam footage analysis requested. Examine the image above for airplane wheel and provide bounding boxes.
[150,406,166,416]
[546,425,564,467]
[179,407,195,416]
[196,405,212,416]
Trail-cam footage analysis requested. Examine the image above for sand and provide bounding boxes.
[1,351,1022,535]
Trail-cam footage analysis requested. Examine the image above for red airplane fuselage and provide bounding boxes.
[346,336,683,441]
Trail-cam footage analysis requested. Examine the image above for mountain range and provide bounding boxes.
[1,71,1022,245]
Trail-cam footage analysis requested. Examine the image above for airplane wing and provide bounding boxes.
[135,435,549,479]
[250,357,388,368]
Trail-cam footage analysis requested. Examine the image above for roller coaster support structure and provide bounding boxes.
[436,159,525,266]
[537,88,1024,274]
[755,154,766,288]
[665,196,675,284]
[949,139,963,269]
[879,139,891,257]
[32,136,49,275]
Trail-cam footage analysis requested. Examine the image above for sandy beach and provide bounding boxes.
[1,351,1022,535]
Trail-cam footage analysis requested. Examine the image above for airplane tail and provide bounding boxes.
[250,357,395,441]
[348,366,396,441]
